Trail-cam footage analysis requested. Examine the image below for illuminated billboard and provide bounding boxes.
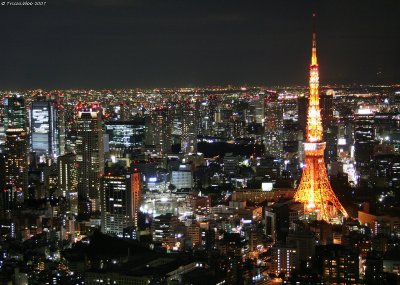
[30,101,58,158]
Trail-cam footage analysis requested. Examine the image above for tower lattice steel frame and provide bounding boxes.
[294,14,348,222]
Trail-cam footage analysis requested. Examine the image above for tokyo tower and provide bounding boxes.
[294,14,348,222]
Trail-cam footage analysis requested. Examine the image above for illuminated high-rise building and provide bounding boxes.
[148,107,172,155]
[30,100,59,162]
[1,95,26,150]
[100,166,141,237]
[271,244,298,277]
[5,128,28,203]
[51,91,66,156]
[57,153,78,215]
[76,103,104,211]
[282,96,302,164]
[198,99,213,136]
[131,169,141,228]
[249,92,265,125]
[0,153,8,215]
[3,95,26,130]
[294,15,348,222]
[265,92,283,157]
[354,108,375,185]
[181,101,198,154]
[64,103,76,153]
[105,119,145,157]
[205,95,219,136]
[0,100,5,150]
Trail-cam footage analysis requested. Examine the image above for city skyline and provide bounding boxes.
[0,0,399,89]
[0,2,400,284]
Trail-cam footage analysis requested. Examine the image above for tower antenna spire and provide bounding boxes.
[311,13,317,66]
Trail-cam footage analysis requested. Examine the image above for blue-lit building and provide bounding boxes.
[1,95,26,150]
[3,95,26,130]
[105,119,145,157]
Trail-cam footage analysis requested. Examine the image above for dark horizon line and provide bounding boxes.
[1,81,399,92]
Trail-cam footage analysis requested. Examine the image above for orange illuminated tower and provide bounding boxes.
[294,14,348,222]
[131,169,141,228]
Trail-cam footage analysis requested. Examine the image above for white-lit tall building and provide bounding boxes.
[1,95,26,150]
[76,103,104,211]
[100,167,141,237]
[0,101,5,151]
[271,244,298,277]
[105,119,146,157]
[265,94,283,158]
[3,95,26,130]
[181,101,198,154]
[5,128,28,203]
[57,153,78,215]
[148,107,172,155]
[30,100,59,162]
[251,93,265,124]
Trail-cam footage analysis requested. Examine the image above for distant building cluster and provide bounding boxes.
[0,84,399,284]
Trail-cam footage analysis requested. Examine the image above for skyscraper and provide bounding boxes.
[265,92,283,157]
[294,15,348,222]
[57,153,78,215]
[3,94,26,130]
[0,100,5,150]
[0,95,27,211]
[5,128,28,204]
[100,166,141,237]
[30,100,59,162]
[250,92,265,125]
[320,90,334,129]
[271,244,298,277]
[1,95,26,150]
[0,153,7,215]
[148,107,172,155]
[354,108,375,186]
[105,119,145,157]
[181,101,198,154]
[320,90,337,163]
[76,103,104,211]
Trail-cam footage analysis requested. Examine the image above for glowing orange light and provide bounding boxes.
[294,15,348,222]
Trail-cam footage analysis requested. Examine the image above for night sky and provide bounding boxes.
[0,0,399,89]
